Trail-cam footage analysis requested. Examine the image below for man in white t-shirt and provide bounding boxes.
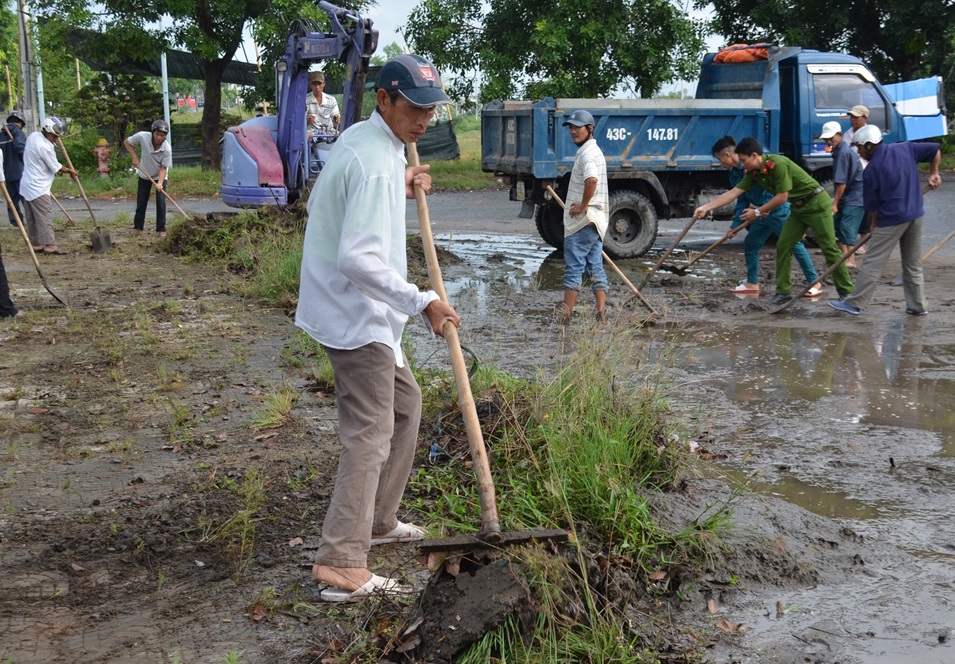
[557,110,610,323]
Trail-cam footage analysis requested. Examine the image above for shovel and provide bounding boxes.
[56,137,111,253]
[659,215,757,276]
[408,142,568,554]
[134,165,190,219]
[544,185,657,317]
[1,181,67,306]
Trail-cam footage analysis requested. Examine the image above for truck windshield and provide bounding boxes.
[812,73,889,131]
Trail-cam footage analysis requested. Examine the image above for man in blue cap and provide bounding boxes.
[558,109,609,323]
[296,54,461,603]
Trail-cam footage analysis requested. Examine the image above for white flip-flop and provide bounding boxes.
[370,521,427,546]
[319,574,412,603]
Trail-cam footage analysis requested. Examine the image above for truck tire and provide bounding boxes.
[535,203,564,251]
[603,191,658,259]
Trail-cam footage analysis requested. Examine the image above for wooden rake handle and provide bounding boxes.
[681,214,758,270]
[408,142,502,540]
[544,185,657,316]
[1,180,68,306]
[55,137,97,225]
[638,215,699,290]
[135,165,189,218]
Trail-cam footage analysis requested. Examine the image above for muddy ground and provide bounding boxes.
[1,198,954,663]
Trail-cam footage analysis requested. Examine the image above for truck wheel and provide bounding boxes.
[535,203,564,250]
[603,191,658,259]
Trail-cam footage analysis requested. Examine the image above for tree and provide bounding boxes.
[699,0,953,84]
[0,4,20,109]
[404,0,707,103]
[60,72,162,148]
[34,0,324,169]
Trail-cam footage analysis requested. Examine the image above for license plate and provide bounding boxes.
[516,180,525,201]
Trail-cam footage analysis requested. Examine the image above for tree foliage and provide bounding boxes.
[405,0,707,102]
[59,72,162,148]
[699,0,954,84]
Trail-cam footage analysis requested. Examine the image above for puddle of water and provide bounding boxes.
[653,320,955,661]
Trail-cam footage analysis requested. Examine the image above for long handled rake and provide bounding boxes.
[409,142,568,554]
[659,215,757,276]
[637,215,700,289]
[135,165,190,218]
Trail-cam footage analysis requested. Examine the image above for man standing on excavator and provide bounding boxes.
[296,54,461,603]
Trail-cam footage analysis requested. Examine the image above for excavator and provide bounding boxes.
[220,1,378,207]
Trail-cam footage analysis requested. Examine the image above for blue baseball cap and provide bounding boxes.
[562,110,595,127]
[376,54,451,108]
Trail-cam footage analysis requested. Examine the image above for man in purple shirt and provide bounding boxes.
[829,125,941,316]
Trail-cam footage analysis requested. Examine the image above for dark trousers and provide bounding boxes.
[6,179,22,226]
[133,176,167,232]
[0,238,17,318]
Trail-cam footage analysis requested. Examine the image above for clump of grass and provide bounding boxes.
[251,383,299,431]
[166,208,306,309]
[408,330,727,661]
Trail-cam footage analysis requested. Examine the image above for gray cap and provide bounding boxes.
[562,110,595,127]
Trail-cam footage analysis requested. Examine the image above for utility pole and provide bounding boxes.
[16,0,37,129]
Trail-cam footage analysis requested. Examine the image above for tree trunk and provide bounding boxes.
[200,60,227,170]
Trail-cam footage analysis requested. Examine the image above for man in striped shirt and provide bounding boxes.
[558,110,610,323]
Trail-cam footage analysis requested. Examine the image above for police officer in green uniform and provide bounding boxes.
[694,137,852,304]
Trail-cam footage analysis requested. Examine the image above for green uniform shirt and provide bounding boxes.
[737,154,820,202]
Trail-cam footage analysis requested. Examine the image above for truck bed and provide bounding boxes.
[482,97,769,179]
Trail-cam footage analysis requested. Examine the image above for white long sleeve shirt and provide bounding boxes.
[20,133,61,201]
[295,111,437,366]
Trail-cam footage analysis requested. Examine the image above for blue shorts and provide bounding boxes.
[563,225,608,292]
[835,205,865,245]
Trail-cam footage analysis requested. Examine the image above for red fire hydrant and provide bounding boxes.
[93,138,111,178]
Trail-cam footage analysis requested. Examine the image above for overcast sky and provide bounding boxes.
[367,0,418,52]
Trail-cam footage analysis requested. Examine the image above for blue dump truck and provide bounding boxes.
[481,45,947,258]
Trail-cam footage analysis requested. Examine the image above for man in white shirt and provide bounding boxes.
[296,55,460,603]
[21,116,75,255]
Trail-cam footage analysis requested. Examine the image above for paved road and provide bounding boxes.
[52,185,955,259]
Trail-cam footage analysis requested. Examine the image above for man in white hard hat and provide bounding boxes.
[21,116,75,255]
